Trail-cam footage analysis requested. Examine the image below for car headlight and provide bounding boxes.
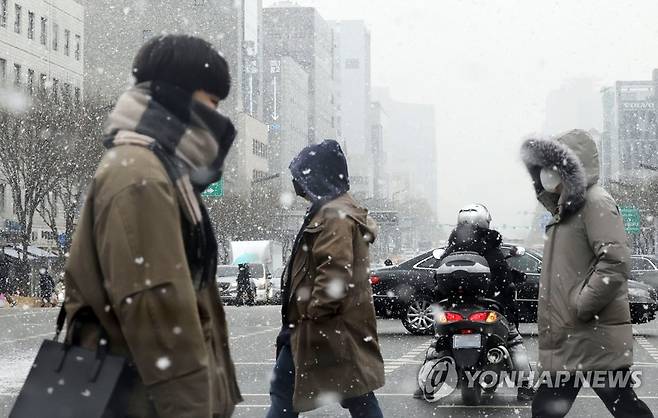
[629,287,650,299]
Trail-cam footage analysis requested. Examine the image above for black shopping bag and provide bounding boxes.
[10,307,130,418]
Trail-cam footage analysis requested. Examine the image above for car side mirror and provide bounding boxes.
[432,249,443,260]
[384,259,393,266]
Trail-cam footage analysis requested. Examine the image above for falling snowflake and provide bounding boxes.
[156,357,172,370]
[134,257,145,265]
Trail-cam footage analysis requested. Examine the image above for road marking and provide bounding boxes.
[384,339,432,376]
[633,330,658,363]
[229,326,280,341]
[0,332,53,345]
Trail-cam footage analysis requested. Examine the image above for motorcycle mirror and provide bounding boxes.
[510,246,526,257]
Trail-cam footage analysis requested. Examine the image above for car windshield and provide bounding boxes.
[217,266,239,277]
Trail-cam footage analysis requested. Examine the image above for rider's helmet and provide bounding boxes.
[457,204,492,229]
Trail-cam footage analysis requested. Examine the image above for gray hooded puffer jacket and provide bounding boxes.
[521,129,633,373]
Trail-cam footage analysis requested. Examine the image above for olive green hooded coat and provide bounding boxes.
[521,129,634,373]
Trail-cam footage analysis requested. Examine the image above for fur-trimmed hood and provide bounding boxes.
[521,129,599,218]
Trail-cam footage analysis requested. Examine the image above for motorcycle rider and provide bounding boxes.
[414,204,535,401]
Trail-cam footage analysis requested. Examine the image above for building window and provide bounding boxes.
[14,4,21,34]
[27,11,33,39]
[193,0,207,5]
[0,0,6,28]
[27,69,33,94]
[52,22,58,50]
[252,139,267,158]
[74,87,80,103]
[142,29,152,41]
[74,34,81,60]
[345,58,360,69]
[64,29,70,56]
[40,17,46,45]
[13,63,21,86]
[0,58,5,84]
[252,169,268,181]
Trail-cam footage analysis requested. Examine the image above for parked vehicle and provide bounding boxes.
[630,255,658,292]
[216,264,257,305]
[230,241,284,303]
[371,246,658,334]
[418,250,524,405]
[268,266,284,304]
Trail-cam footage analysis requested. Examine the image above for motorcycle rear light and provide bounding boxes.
[438,311,463,323]
[460,329,474,334]
[468,311,498,323]
[369,275,381,285]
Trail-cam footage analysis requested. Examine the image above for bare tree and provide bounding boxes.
[36,102,108,256]
[0,98,73,292]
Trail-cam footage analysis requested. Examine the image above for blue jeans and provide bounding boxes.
[266,344,384,418]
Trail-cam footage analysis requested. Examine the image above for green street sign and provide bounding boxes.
[201,179,224,197]
[620,206,641,234]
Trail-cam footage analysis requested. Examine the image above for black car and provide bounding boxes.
[370,246,658,335]
[631,255,658,291]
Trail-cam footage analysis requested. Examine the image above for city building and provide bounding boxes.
[263,5,337,144]
[0,0,84,250]
[223,113,269,199]
[84,0,269,200]
[83,0,263,120]
[370,101,388,199]
[0,0,84,102]
[373,87,439,215]
[333,20,372,198]
[262,56,309,188]
[600,79,657,184]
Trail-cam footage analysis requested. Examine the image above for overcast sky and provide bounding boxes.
[265,0,658,239]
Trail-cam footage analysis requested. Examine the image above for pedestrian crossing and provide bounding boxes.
[384,339,433,375]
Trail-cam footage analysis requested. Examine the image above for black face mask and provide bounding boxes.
[292,179,307,199]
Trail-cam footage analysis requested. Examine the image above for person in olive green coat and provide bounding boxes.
[267,140,385,417]
[521,130,653,418]
[63,35,241,418]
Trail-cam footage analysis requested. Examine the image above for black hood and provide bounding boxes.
[289,139,350,204]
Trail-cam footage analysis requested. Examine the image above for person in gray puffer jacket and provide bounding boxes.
[521,130,653,418]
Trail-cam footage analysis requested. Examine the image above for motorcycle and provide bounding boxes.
[417,247,526,405]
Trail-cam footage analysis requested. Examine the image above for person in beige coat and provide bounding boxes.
[63,35,241,417]
[521,130,653,418]
[267,140,385,417]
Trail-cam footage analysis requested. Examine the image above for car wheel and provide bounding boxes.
[401,297,435,335]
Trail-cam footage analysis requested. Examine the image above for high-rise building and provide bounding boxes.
[262,56,309,186]
[0,0,84,102]
[373,87,438,215]
[83,0,264,120]
[83,0,269,199]
[600,79,657,183]
[263,6,336,144]
[333,20,372,198]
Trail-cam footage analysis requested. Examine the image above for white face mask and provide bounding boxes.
[540,167,562,193]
